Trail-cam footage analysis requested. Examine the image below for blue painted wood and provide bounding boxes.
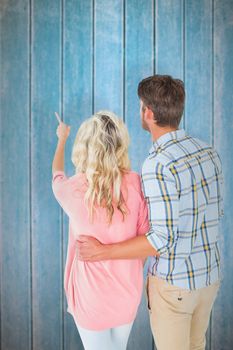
[125,2,154,348]
[94,0,123,116]
[1,1,233,350]
[154,2,185,349]
[156,0,184,130]
[156,0,183,78]
[125,0,153,173]
[63,0,93,349]
[185,0,213,143]
[31,0,63,349]
[212,1,233,349]
[0,1,31,350]
[184,2,213,348]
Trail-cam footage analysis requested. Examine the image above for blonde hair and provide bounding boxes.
[71,110,131,224]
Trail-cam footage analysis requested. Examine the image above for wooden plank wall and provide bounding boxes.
[0,1,232,349]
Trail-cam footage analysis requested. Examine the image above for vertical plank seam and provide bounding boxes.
[153,0,156,74]
[153,1,156,349]
[182,0,186,129]
[212,0,215,148]
[206,1,215,347]
[0,4,2,345]
[210,0,215,347]
[29,0,33,348]
[154,0,157,74]
[92,0,95,114]
[151,0,158,350]
[61,0,65,349]
[0,5,2,345]
[122,0,125,120]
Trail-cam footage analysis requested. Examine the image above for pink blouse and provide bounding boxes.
[52,170,149,330]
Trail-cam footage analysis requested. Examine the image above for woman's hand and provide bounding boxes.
[52,112,71,174]
[56,122,71,143]
[55,112,71,143]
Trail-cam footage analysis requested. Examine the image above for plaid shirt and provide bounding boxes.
[141,129,224,290]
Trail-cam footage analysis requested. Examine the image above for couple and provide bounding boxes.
[52,75,224,350]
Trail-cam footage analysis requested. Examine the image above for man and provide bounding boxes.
[76,75,224,350]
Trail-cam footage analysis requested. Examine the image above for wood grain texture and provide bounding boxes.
[63,0,93,349]
[0,0,233,349]
[0,1,31,349]
[31,0,63,349]
[156,0,183,77]
[125,0,153,173]
[156,0,184,129]
[185,0,213,143]
[212,0,233,349]
[184,2,214,348]
[94,0,123,115]
[125,3,154,349]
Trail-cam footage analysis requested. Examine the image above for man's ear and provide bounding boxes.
[144,106,154,123]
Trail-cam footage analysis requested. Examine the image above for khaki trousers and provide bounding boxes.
[145,274,220,350]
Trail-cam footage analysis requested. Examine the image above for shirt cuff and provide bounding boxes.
[52,170,66,182]
[146,230,169,256]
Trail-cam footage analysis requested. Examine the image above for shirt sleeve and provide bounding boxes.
[136,181,150,236]
[52,170,72,215]
[218,171,224,219]
[214,150,224,219]
[141,160,179,256]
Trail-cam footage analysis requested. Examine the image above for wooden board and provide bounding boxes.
[1,1,233,349]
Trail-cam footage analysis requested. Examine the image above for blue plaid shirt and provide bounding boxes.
[141,129,224,290]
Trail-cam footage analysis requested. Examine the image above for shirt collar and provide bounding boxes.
[149,128,187,155]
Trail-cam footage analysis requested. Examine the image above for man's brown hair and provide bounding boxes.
[138,75,185,128]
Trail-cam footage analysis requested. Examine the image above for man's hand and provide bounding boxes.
[76,235,106,261]
[76,234,159,262]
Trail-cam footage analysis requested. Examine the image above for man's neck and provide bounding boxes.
[151,126,178,142]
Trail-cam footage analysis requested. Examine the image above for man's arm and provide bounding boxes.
[76,159,179,262]
[141,160,179,256]
[76,234,159,261]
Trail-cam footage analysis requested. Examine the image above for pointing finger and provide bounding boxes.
[55,111,62,124]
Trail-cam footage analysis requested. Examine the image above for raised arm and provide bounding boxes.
[52,112,70,174]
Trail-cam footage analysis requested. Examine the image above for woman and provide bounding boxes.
[52,110,149,350]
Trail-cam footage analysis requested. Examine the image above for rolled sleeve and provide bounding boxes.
[52,170,68,181]
[137,189,150,236]
[141,160,179,256]
[214,150,224,219]
[52,170,72,214]
[218,171,224,219]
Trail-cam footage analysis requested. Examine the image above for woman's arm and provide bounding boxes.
[52,112,71,174]
[51,115,72,215]
[52,139,66,173]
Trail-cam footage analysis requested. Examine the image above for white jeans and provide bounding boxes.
[77,322,134,350]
